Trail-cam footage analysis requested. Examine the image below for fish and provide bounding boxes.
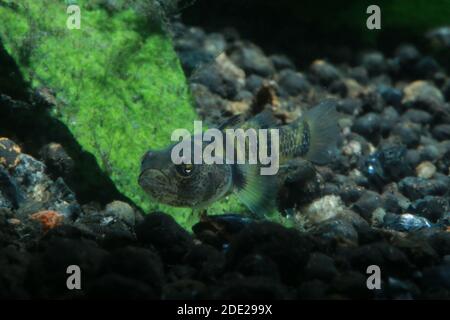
[138,100,340,218]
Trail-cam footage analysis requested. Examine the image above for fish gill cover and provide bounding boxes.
[0,0,245,227]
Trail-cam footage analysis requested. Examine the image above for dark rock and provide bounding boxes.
[39,143,74,179]
[402,81,444,110]
[351,191,381,221]
[184,244,225,280]
[203,32,226,57]
[99,246,164,295]
[304,252,338,281]
[277,69,310,96]
[399,176,449,200]
[0,246,30,299]
[214,276,291,299]
[297,279,329,299]
[348,66,369,84]
[414,56,441,78]
[330,271,373,299]
[270,54,295,70]
[390,235,439,267]
[339,242,413,276]
[421,264,450,290]
[193,214,254,249]
[391,122,422,148]
[401,109,432,125]
[360,51,386,76]
[380,106,400,135]
[27,237,108,298]
[235,90,253,101]
[352,112,381,139]
[362,145,411,186]
[309,60,341,86]
[87,273,158,299]
[418,144,441,163]
[178,49,215,76]
[394,44,420,68]
[426,26,450,48]
[408,196,449,222]
[336,98,362,115]
[235,254,280,280]
[279,159,320,208]
[229,43,275,77]
[337,182,364,205]
[329,79,348,97]
[313,218,359,245]
[385,277,420,299]
[104,200,141,227]
[381,190,408,214]
[406,149,421,168]
[377,85,403,107]
[360,90,385,113]
[0,166,24,209]
[226,222,314,285]
[190,84,228,121]
[245,74,265,93]
[136,212,193,264]
[162,279,208,299]
[442,80,450,101]
[428,232,450,256]
[191,65,240,99]
[432,124,450,141]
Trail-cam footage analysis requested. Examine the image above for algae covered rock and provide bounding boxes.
[0,0,197,214]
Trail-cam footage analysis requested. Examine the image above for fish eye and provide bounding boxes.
[176,163,194,177]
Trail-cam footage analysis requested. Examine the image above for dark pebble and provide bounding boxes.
[269,54,295,70]
[352,112,381,139]
[226,222,314,285]
[277,69,310,96]
[136,212,193,264]
[401,109,432,125]
[398,176,449,200]
[408,196,449,222]
[245,74,265,93]
[304,252,338,281]
[360,51,387,76]
[391,122,422,148]
[414,56,441,79]
[87,273,158,299]
[330,271,373,299]
[99,246,164,296]
[336,98,362,115]
[214,276,291,299]
[432,124,450,141]
[377,85,403,107]
[230,44,275,77]
[297,279,329,299]
[309,60,341,86]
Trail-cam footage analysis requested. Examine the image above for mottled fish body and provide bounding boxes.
[139,100,340,217]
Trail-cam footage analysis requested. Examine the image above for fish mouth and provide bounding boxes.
[138,169,176,195]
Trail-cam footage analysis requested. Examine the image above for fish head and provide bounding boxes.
[138,145,232,208]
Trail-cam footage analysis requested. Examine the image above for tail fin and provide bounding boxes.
[302,100,340,165]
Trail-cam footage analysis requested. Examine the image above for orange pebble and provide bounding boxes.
[30,210,63,233]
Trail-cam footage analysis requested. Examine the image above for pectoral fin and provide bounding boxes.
[232,163,278,218]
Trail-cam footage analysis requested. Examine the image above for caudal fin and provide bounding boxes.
[303,100,340,165]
